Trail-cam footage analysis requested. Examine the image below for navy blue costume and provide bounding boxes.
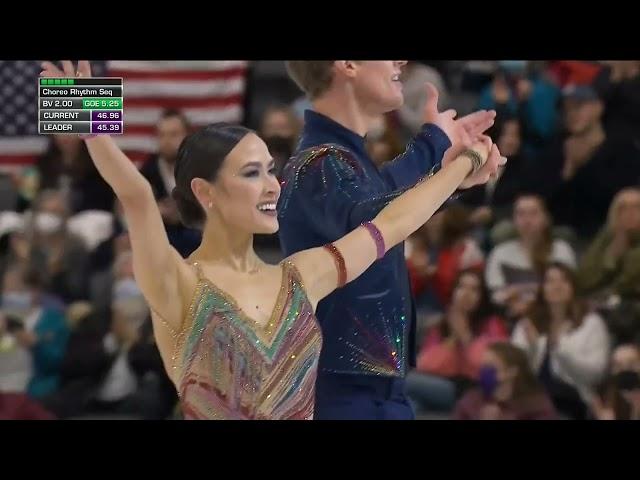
[278,110,451,419]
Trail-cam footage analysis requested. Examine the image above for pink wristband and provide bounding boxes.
[361,221,386,259]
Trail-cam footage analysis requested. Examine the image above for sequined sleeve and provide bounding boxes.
[378,123,452,190]
[283,146,411,240]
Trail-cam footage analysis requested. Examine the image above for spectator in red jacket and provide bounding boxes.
[406,269,507,413]
[406,205,484,311]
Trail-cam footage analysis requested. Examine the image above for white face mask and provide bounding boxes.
[35,212,63,234]
[113,278,143,302]
[0,334,17,353]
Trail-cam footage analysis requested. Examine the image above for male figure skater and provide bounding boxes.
[278,61,504,419]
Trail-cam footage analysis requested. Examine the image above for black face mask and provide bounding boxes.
[265,135,294,154]
[614,370,640,391]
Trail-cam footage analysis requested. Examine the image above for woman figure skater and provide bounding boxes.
[41,61,503,419]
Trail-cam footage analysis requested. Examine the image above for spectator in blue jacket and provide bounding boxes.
[478,61,560,155]
[1,263,69,399]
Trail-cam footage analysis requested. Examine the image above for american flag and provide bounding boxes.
[0,60,248,172]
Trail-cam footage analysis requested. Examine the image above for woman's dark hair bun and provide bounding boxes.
[171,186,205,229]
[172,122,253,229]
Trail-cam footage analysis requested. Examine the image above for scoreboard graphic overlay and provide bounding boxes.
[38,78,123,134]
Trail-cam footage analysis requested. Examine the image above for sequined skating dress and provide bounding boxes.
[170,261,322,420]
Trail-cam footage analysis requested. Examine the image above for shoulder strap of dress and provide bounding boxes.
[190,260,205,281]
[281,259,305,291]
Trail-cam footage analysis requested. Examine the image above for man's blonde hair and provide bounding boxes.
[285,61,335,100]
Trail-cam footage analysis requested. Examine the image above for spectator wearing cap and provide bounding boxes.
[140,109,201,258]
[531,84,640,241]
[477,61,561,156]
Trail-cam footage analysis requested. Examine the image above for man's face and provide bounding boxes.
[157,116,189,163]
[350,61,407,115]
[262,110,297,139]
[564,98,602,135]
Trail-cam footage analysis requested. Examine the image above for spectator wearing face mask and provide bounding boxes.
[592,343,640,420]
[406,269,507,414]
[19,190,90,303]
[90,249,137,315]
[454,342,557,420]
[259,105,301,175]
[0,264,69,400]
[43,284,177,419]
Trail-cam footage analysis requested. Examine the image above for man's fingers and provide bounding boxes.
[77,60,92,77]
[480,135,493,152]
[460,110,494,128]
[461,110,496,136]
[424,82,440,116]
[40,61,64,77]
[443,109,457,119]
[61,60,75,77]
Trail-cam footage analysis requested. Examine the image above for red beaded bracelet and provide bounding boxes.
[323,243,347,288]
[361,221,386,259]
